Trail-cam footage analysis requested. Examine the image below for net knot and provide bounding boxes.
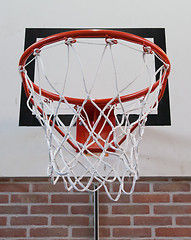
[64,37,76,45]
[164,63,170,70]
[143,45,153,54]
[33,48,41,56]
[105,38,118,45]
[18,65,25,73]
[44,98,52,104]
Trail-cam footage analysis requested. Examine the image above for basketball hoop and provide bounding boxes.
[19,29,170,201]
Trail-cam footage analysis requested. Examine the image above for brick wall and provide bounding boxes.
[0,177,191,239]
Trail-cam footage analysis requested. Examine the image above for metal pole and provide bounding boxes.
[94,185,99,240]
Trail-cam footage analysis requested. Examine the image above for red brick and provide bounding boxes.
[33,183,67,192]
[112,205,149,214]
[0,177,11,182]
[100,216,130,226]
[171,177,191,181]
[113,227,151,237]
[156,227,191,237]
[99,239,131,240]
[51,194,89,203]
[12,177,49,182]
[0,228,26,237]
[0,205,27,214]
[72,228,94,237]
[154,205,191,214]
[173,194,191,202]
[134,216,172,226]
[77,238,171,240]
[71,205,93,215]
[100,205,108,214]
[139,177,169,181]
[176,216,191,225]
[30,227,68,237]
[100,228,110,237]
[0,194,9,203]
[15,239,71,240]
[113,182,149,193]
[153,183,190,192]
[0,183,29,192]
[52,216,89,226]
[11,216,48,225]
[31,205,68,214]
[133,194,170,203]
[133,182,150,192]
[15,239,70,240]
[73,227,109,238]
[0,217,7,225]
[138,239,173,240]
[11,194,48,203]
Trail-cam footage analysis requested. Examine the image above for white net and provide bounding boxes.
[19,34,169,201]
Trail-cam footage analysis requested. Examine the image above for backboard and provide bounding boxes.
[1,0,191,178]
